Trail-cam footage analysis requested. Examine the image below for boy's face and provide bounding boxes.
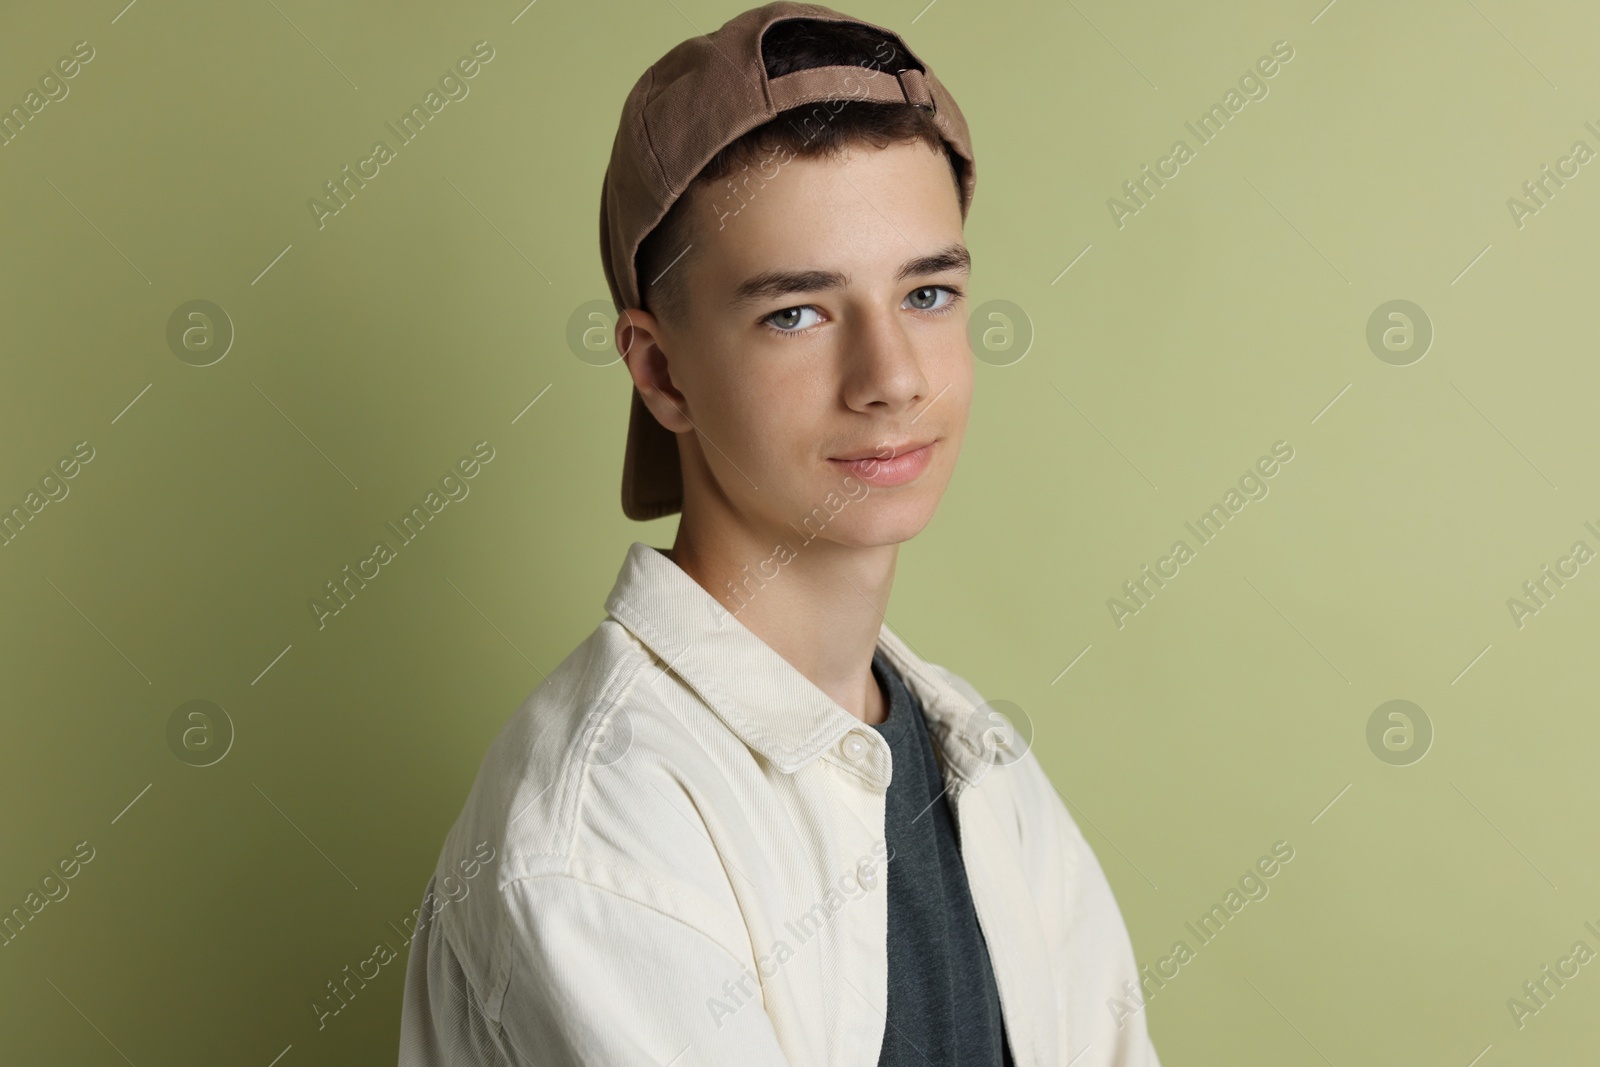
[621,139,972,550]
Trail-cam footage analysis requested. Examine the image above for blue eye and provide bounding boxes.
[758,285,964,339]
[763,306,824,332]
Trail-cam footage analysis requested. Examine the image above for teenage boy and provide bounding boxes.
[399,4,1162,1065]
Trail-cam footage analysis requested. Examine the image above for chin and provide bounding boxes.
[811,493,942,548]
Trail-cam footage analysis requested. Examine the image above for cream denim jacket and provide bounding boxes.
[399,541,1162,1066]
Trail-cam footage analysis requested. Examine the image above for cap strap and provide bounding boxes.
[767,64,937,115]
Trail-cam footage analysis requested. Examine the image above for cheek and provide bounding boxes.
[737,352,830,409]
[936,343,975,423]
[716,371,820,462]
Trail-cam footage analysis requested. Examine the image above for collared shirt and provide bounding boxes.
[867,647,1012,1066]
[398,541,1163,1067]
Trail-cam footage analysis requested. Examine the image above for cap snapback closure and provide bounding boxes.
[895,67,936,113]
[766,63,937,116]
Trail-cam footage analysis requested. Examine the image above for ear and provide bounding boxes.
[616,308,694,434]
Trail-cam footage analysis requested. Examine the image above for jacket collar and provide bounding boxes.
[603,541,994,785]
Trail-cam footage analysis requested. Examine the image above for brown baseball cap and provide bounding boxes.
[599,1,978,521]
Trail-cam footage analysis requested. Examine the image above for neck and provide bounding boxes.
[664,511,897,725]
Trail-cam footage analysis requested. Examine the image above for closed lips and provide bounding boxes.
[830,440,934,461]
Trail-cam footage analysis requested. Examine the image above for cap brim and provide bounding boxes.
[621,383,683,521]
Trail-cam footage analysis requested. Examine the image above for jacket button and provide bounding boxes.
[857,857,879,890]
[840,731,870,762]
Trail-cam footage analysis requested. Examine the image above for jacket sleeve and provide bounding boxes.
[399,881,520,1067]
[493,868,797,1066]
[398,864,795,1066]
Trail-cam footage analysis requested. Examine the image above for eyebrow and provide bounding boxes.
[726,243,972,311]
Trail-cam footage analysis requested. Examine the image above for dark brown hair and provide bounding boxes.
[633,17,968,326]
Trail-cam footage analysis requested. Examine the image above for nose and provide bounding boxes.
[840,304,930,416]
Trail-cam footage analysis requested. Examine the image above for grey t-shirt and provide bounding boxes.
[869,648,1015,1066]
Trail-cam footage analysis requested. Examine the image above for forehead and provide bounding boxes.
[685,140,965,301]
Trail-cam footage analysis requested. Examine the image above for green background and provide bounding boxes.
[3,0,1597,1062]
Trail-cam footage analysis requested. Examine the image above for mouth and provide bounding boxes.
[828,438,936,462]
[827,438,938,488]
